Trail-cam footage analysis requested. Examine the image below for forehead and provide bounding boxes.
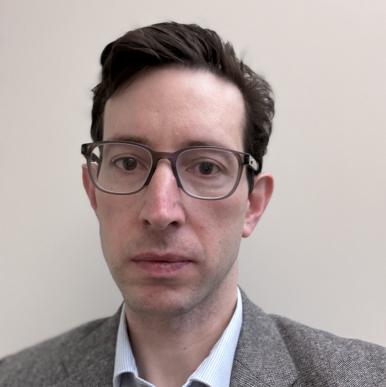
[103,66,246,150]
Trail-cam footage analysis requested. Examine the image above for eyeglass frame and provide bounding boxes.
[81,140,261,200]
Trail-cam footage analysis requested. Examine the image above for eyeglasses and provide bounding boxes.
[81,141,260,200]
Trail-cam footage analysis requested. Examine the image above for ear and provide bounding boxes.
[242,173,274,238]
[82,164,97,210]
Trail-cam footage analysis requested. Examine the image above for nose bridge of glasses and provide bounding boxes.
[146,150,181,187]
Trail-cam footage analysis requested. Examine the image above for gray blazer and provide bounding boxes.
[1,292,385,386]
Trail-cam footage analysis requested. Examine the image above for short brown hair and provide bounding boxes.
[91,22,274,183]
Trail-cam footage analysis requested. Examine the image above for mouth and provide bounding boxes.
[130,253,194,276]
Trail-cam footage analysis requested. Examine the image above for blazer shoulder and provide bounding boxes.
[0,315,113,387]
[271,314,386,386]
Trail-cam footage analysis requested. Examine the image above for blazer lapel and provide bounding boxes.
[53,308,121,387]
[231,291,298,387]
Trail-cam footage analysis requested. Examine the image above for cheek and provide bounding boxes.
[96,195,136,255]
[191,196,248,255]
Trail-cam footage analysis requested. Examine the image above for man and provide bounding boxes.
[0,22,385,387]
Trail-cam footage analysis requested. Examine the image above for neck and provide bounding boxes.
[125,283,238,387]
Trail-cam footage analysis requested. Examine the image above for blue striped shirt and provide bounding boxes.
[113,288,242,387]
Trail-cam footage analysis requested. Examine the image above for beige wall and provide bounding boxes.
[1,0,385,357]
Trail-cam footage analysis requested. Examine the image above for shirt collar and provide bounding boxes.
[113,303,140,387]
[113,288,243,387]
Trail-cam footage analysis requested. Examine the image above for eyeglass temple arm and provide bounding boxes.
[244,154,259,173]
[81,144,100,163]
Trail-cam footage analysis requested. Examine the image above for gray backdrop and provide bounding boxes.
[1,0,385,357]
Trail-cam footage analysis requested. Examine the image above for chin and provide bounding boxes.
[122,284,203,317]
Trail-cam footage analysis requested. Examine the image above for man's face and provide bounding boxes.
[83,67,272,317]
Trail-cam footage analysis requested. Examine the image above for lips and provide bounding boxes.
[131,252,193,262]
[131,253,193,276]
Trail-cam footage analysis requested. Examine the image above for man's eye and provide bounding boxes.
[113,157,138,171]
[194,161,221,175]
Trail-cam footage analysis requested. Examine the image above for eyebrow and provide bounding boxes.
[184,140,224,147]
[104,135,151,146]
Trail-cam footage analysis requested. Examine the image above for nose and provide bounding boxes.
[139,160,186,230]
